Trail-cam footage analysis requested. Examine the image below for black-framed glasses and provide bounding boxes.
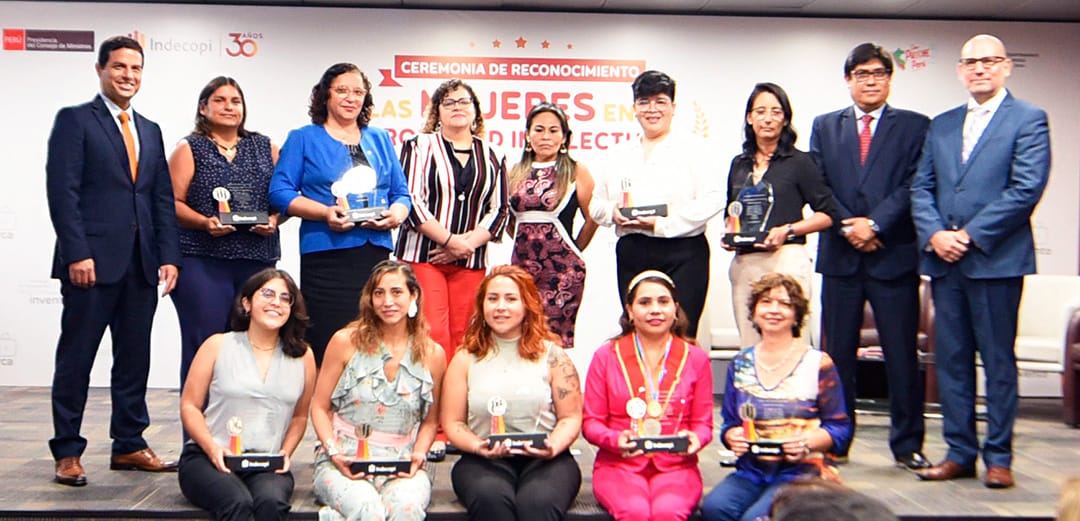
[257,287,293,306]
[959,56,1007,70]
[851,68,890,82]
[441,97,473,108]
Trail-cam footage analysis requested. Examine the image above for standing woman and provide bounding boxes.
[583,270,713,521]
[724,83,836,348]
[509,102,598,349]
[178,268,317,521]
[169,76,282,391]
[270,63,411,365]
[700,273,850,521]
[395,79,509,360]
[441,265,583,521]
[310,260,447,521]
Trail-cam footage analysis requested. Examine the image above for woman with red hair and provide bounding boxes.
[441,265,583,521]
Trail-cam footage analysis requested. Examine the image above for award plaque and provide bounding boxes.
[633,434,690,454]
[617,177,669,220]
[486,395,547,450]
[332,165,387,222]
[722,180,774,248]
[349,459,412,476]
[213,186,269,227]
[747,439,786,457]
[224,453,285,473]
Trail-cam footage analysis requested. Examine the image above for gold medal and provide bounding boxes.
[646,400,664,418]
[643,418,662,437]
[626,397,647,420]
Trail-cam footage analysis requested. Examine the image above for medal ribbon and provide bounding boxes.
[614,335,691,421]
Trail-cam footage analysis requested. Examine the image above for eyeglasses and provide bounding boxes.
[633,97,672,112]
[441,97,473,108]
[851,68,890,83]
[959,56,1008,70]
[332,86,367,99]
[751,107,785,120]
[257,287,293,306]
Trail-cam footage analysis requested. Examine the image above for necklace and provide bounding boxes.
[452,147,473,154]
[248,333,276,352]
[210,136,239,156]
[756,344,799,373]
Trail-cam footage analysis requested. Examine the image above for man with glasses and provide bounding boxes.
[45,36,181,486]
[590,70,725,337]
[910,34,1050,488]
[810,43,931,471]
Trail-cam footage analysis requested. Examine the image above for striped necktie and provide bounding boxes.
[859,114,873,166]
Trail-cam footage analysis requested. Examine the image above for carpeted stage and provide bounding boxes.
[0,387,1069,520]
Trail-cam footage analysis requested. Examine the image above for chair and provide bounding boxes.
[1063,309,1080,426]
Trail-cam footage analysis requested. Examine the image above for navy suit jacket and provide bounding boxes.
[46,95,180,285]
[910,92,1050,279]
[812,105,930,280]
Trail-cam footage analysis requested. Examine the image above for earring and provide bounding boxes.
[408,301,418,318]
[524,140,532,152]
[243,307,250,317]
[559,145,568,154]
[435,121,442,132]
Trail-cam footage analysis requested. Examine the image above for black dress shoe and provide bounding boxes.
[895,451,932,470]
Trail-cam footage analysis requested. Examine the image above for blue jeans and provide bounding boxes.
[700,473,786,521]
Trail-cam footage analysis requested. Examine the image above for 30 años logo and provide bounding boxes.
[225,32,261,58]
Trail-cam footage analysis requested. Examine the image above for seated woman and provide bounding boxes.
[441,265,583,521]
[310,260,447,521]
[583,270,713,521]
[178,268,317,521]
[701,273,852,521]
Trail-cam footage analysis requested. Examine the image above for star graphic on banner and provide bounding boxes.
[492,39,501,48]
[515,36,527,48]
[541,40,551,49]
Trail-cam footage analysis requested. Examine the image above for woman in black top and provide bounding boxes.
[723,82,835,347]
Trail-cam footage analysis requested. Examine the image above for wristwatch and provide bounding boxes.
[867,219,881,234]
[322,441,340,457]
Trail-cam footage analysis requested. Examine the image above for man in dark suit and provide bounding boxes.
[45,36,181,486]
[910,34,1050,488]
[812,43,931,471]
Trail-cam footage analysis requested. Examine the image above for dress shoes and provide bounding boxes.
[916,460,976,481]
[55,456,87,486]
[895,451,932,470]
[984,466,1015,489]
[110,448,178,472]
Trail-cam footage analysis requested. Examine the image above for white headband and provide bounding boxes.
[628,270,675,293]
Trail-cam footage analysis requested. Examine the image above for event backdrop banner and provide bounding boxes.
[1,1,1077,387]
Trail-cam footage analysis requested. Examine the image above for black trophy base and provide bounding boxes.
[722,231,769,248]
[633,435,690,453]
[487,432,547,450]
[224,453,284,473]
[345,206,387,223]
[747,439,786,457]
[349,459,412,476]
[220,211,269,226]
[619,204,669,219]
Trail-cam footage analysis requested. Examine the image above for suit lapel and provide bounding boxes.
[963,94,1012,173]
[91,96,136,183]
[840,108,861,175]
[860,105,893,185]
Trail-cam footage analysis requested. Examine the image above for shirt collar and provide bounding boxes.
[967,88,1007,115]
[99,93,133,120]
[854,104,885,121]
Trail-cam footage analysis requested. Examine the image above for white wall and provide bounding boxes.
[1,2,1077,387]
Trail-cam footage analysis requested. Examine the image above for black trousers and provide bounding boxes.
[615,233,711,339]
[300,244,390,365]
[451,452,582,521]
[177,444,294,521]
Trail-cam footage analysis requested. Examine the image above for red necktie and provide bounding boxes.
[118,112,138,182]
[859,114,873,166]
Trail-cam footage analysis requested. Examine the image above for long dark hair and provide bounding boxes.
[348,260,434,364]
[740,82,797,159]
[309,62,373,128]
[193,76,251,138]
[509,102,577,202]
[421,78,486,137]
[615,272,691,341]
[230,268,310,358]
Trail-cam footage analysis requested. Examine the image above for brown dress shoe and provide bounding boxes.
[55,456,87,486]
[110,448,178,472]
[916,460,976,481]
[985,466,1015,489]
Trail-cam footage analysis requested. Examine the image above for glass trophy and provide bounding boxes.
[630,394,690,454]
[617,178,668,220]
[741,400,798,461]
[346,422,411,476]
[331,165,388,222]
[723,179,774,248]
[214,185,269,227]
[222,416,285,472]
[486,396,547,450]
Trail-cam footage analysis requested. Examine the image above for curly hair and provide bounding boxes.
[746,272,809,338]
[308,63,373,128]
[192,76,251,138]
[460,265,557,361]
[509,102,577,204]
[615,271,691,341]
[347,260,434,364]
[230,268,310,358]
[420,78,486,137]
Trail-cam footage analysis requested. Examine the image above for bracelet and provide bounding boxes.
[786,223,796,238]
[442,232,453,247]
[322,440,340,457]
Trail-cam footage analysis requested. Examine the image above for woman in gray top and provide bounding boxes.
[178,268,317,521]
[441,265,584,521]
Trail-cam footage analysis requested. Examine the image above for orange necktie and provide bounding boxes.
[118,111,138,182]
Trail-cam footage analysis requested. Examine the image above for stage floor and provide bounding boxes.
[0,387,1068,520]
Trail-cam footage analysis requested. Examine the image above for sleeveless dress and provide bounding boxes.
[510,161,586,348]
